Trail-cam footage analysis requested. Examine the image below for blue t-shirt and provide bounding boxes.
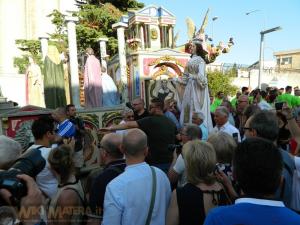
[204,199,300,225]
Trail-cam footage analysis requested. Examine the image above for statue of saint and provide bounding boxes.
[84,48,102,108]
[25,57,45,107]
[44,45,66,109]
[179,38,213,132]
[101,65,119,107]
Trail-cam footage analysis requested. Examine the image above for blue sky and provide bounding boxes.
[140,0,300,65]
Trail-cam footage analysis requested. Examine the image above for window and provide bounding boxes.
[277,58,280,66]
[281,57,292,65]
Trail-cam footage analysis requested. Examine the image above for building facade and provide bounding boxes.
[0,0,78,105]
[274,49,300,72]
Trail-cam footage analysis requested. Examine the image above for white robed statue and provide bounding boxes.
[179,38,213,133]
[178,9,234,133]
[101,66,119,107]
[25,57,45,107]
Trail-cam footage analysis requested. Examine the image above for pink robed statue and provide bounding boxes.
[84,48,102,108]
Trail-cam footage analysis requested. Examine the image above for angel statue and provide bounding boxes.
[178,9,234,133]
[184,9,234,63]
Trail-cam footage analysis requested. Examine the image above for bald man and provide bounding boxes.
[102,129,171,225]
[88,133,126,224]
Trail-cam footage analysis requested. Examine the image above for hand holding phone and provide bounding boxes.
[275,102,284,110]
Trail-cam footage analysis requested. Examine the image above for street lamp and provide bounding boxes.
[258,26,282,88]
[245,10,260,15]
[245,9,266,29]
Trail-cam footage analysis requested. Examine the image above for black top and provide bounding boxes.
[69,116,85,152]
[89,159,126,216]
[134,109,150,120]
[137,115,176,164]
[176,183,230,225]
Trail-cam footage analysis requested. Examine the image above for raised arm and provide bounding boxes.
[99,121,139,133]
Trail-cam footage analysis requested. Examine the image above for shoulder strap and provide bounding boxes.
[64,186,88,225]
[64,186,86,208]
[23,145,45,154]
[145,166,157,225]
[35,145,45,150]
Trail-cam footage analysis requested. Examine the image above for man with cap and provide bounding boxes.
[192,111,208,140]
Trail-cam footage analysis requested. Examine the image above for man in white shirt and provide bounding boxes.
[102,129,171,225]
[212,106,241,142]
[29,116,58,198]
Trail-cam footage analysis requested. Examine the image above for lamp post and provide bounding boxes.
[258,26,281,88]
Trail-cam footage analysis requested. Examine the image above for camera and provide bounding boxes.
[275,102,284,111]
[168,144,183,155]
[0,148,46,201]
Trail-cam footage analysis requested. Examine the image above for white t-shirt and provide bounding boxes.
[173,154,187,187]
[28,144,58,198]
[212,121,241,142]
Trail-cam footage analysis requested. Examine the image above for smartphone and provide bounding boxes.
[275,102,284,110]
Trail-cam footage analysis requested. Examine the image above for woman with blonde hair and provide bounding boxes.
[207,132,237,179]
[167,140,230,225]
[48,144,85,225]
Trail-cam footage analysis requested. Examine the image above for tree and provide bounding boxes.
[207,70,238,97]
[75,3,123,57]
[13,40,42,73]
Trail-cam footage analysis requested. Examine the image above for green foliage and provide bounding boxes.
[13,40,43,73]
[13,0,144,73]
[47,10,68,52]
[75,3,122,56]
[207,70,238,97]
[227,63,238,77]
[88,0,144,11]
[13,56,29,74]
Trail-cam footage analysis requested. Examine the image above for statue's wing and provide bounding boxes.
[186,17,196,40]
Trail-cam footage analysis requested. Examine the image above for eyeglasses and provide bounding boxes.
[243,127,252,131]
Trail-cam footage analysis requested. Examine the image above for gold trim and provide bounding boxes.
[148,55,184,67]
[152,65,176,80]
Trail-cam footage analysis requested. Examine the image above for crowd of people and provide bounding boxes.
[1,84,300,224]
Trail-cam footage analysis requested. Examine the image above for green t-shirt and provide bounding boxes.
[231,97,237,109]
[277,93,299,108]
[210,98,223,113]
